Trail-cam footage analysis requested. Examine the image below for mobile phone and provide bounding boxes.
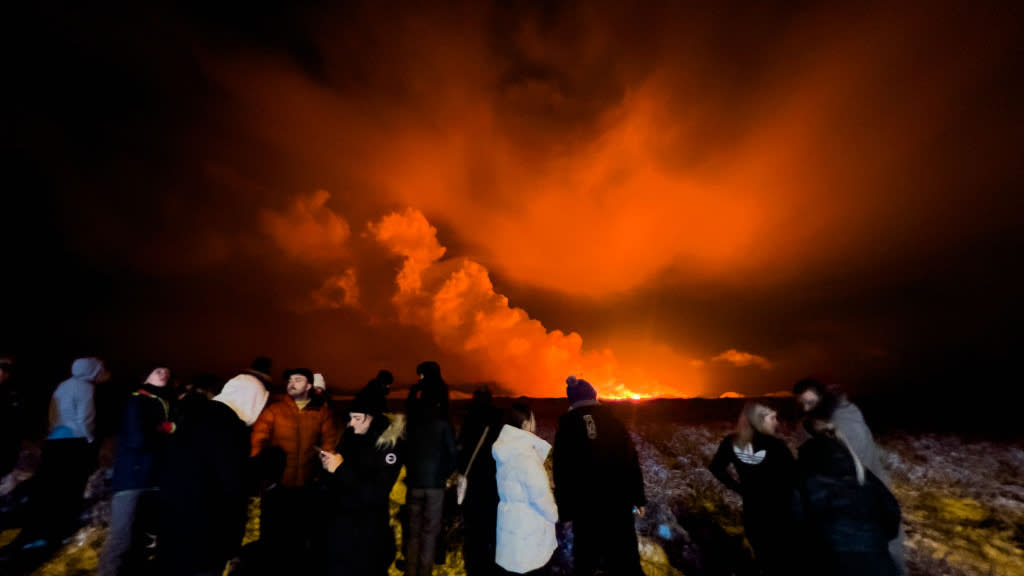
[313,445,325,454]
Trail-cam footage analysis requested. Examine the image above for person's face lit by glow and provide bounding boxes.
[349,412,373,435]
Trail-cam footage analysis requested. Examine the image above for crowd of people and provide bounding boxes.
[0,355,904,576]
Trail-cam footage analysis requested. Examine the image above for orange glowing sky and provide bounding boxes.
[4,1,1023,398]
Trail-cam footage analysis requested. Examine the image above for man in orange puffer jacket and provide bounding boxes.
[250,368,339,573]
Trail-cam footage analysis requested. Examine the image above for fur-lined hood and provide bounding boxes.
[376,412,406,450]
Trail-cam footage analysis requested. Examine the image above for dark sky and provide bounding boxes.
[4,0,1023,398]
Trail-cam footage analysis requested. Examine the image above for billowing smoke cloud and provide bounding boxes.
[262,190,350,263]
[27,2,1017,397]
[311,268,360,310]
[712,349,773,371]
[368,208,626,397]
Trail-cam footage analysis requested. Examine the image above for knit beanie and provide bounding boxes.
[350,384,387,416]
[566,375,598,407]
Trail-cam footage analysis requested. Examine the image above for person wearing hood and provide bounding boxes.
[159,373,268,576]
[16,357,109,551]
[493,402,557,575]
[98,367,177,576]
[319,384,405,576]
[249,367,339,574]
[709,402,800,576]
[552,376,646,576]
[403,361,457,576]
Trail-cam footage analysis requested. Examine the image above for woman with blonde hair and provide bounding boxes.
[709,402,800,575]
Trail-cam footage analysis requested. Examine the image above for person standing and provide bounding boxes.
[319,384,405,576]
[159,373,268,576]
[793,378,905,574]
[97,367,176,576]
[17,357,108,551]
[403,361,456,576]
[552,376,646,576]
[493,402,557,576]
[797,415,901,576]
[249,367,339,573]
[709,402,800,576]
[457,387,503,576]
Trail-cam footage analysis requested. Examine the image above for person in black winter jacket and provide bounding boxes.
[320,384,405,576]
[456,386,504,576]
[552,376,646,576]
[709,402,800,576]
[159,374,268,576]
[98,367,176,576]
[403,361,457,576]
[798,417,901,576]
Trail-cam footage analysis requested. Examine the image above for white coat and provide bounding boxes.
[492,424,558,573]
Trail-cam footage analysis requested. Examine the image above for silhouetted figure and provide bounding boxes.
[797,416,901,576]
[552,376,646,576]
[403,361,456,576]
[320,383,405,576]
[709,402,800,576]
[160,374,268,576]
[98,367,176,576]
[242,357,273,390]
[494,402,557,575]
[793,378,905,573]
[367,369,394,397]
[457,387,503,576]
[16,357,108,551]
[0,357,23,480]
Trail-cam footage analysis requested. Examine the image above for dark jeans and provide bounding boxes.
[97,488,159,576]
[572,508,644,576]
[20,438,95,544]
[405,488,445,576]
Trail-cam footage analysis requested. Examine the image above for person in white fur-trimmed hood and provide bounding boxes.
[159,373,269,576]
[493,401,557,575]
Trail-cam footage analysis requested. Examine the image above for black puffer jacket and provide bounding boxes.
[326,414,405,576]
[798,435,900,576]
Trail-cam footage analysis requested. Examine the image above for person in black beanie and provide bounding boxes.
[552,376,646,576]
[320,384,405,576]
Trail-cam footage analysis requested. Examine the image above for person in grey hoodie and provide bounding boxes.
[493,402,557,575]
[17,357,109,550]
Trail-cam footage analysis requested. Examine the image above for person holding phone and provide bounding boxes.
[320,384,405,576]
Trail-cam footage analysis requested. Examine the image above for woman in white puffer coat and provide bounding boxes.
[493,402,558,574]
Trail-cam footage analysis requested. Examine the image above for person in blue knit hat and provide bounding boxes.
[552,375,647,576]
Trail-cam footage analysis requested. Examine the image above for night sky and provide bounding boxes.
[4,1,1023,399]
